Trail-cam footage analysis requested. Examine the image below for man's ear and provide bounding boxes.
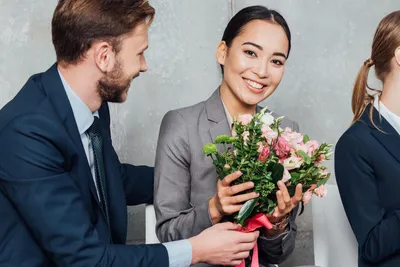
[92,41,116,73]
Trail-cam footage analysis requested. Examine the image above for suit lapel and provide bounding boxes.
[209,120,232,143]
[372,130,400,164]
[41,63,100,205]
[98,105,127,238]
[206,88,232,143]
[205,89,264,143]
[364,105,400,164]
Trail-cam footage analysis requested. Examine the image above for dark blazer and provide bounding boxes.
[0,64,168,267]
[154,89,299,267]
[335,105,400,267]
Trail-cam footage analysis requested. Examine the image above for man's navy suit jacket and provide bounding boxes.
[0,64,168,266]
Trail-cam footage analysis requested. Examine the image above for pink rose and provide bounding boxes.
[296,140,320,157]
[258,146,271,162]
[314,185,327,198]
[237,114,253,126]
[224,164,230,169]
[283,155,304,170]
[257,141,264,153]
[302,190,312,205]
[281,168,291,183]
[281,129,303,147]
[284,127,292,133]
[295,142,307,153]
[261,124,278,144]
[274,137,291,158]
[306,140,319,156]
[315,154,325,166]
[242,131,250,146]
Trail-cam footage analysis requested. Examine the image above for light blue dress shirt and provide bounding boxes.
[58,70,192,267]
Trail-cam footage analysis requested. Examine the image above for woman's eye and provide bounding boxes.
[272,59,284,65]
[245,50,257,57]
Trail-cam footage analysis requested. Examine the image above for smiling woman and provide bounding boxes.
[154,5,300,267]
[218,17,290,114]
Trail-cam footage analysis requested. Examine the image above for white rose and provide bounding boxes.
[282,168,291,183]
[260,112,274,126]
[283,155,304,170]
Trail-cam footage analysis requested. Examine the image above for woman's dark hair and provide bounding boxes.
[220,5,291,73]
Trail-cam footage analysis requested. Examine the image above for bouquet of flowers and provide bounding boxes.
[203,107,332,227]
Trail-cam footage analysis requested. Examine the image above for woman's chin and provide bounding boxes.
[240,94,266,107]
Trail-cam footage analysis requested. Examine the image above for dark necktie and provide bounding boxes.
[86,116,110,226]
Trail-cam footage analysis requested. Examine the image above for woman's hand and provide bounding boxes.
[209,171,259,224]
[264,181,303,237]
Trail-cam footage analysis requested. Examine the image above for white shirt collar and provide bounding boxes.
[374,97,400,135]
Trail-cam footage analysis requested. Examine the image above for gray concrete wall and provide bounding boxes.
[1,1,400,266]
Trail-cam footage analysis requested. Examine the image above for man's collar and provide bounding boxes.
[58,69,98,135]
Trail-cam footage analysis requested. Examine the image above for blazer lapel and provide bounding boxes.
[364,105,400,164]
[205,88,232,143]
[98,105,127,238]
[41,63,100,205]
[205,89,265,144]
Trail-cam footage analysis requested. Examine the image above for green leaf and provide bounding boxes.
[286,185,297,196]
[237,198,258,226]
[259,106,268,116]
[297,150,311,164]
[264,172,273,181]
[269,163,284,183]
[267,199,275,214]
[252,175,261,181]
[302,185,312,192]
[317,174,331,187]
[290,172,300,180]
[303,134,310,143]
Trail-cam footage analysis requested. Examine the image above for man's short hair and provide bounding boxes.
[52,0,155,65]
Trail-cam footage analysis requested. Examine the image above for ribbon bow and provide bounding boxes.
[235,214,273,267]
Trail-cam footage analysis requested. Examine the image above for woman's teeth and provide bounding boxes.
[245,79,264,89]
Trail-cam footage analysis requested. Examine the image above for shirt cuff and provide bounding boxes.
[163,239,192,267]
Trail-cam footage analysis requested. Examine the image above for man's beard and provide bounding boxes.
[97,60,133,103]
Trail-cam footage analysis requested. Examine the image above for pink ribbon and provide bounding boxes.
[235,214,273,267]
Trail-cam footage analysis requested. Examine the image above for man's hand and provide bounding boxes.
[189,222,259,266]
